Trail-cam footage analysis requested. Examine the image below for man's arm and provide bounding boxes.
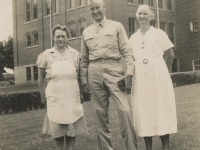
[117,23,134,76]
[164,48,174,73]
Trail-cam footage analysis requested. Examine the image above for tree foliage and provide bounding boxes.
[0,36,14,80]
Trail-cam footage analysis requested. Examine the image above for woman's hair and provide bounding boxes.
[52,24,70,38]
[136,4,154,20]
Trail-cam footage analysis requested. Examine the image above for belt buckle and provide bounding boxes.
[143,59,148,64]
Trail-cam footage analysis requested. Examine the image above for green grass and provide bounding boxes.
[0,83,200,150]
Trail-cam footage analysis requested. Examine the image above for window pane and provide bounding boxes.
[80,20,86,36]
[33,32,38,45]
[129,18,135,37]
[46,0,50,15]
[149,0,154,7]
[160,22,165,31]
[69,22,76,38]
[53,0,59,14]
[69,0,75,9]
[158,0,163,8]
[26,34,31,47]
[26,67,31,81]
[138,0,143,4]
[169,24,175,44]
[33,0,37,19]
[167,0,172,10]
[26,0,31,21]
[33,66,38,80]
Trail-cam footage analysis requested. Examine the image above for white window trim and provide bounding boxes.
[192,59,200,71]
[190,20,199,32]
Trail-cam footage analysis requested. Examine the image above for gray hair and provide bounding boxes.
[136,4,154,20]
[52,24,70,38]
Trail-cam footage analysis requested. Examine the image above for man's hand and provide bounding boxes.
[82,84,91,95]
[124,74,133,94]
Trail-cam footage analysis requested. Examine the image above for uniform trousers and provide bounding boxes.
[88,59,138,150]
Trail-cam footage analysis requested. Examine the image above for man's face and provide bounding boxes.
[53,29,68,49]
[89,5,105,22]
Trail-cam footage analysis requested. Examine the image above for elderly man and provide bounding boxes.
[80,0,138,150]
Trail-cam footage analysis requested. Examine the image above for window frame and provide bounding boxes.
[169,23,175,45]
[26,33,32,48]
[148,0,154,7]
[190,20,199,32]
[77,0,85,7]
[128,17,136,37]
[68,21,76,38]
[52,0,59,14]
[26,67,31,81]
[79,19,86,37]
[25,0,31,22]
[33,66,38,80]
[138,0,144,4]
[167,0,173,11]
[68,0,75,10]
[32,0,38,20]
[33,31,39,46]
[158,0,163,9]
[160,22,166,32]
[45,0,51,16]
[192,59,200,71]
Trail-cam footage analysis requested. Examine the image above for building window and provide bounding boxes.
[138,0,144,4]
[77,0,85,7]
[26,33,31,47]
[193,59,200,71]
[128,17,136,37]
[172,58,178,73]
[52,0,59,14]
[26,0,31,22]
[26,67,31,81]
[33,31,38,46]
[150,20,157,27]
[68,0,75,9]
[148,0,154,7]
[160,22,166,31]
[45,0,51,16]
[128,0,134,3]
[158,0,163,8]
[190,21,199,32]
[33,66,38,80]
[169,23,175,44]
[167,0,172,10]
[79,19,86,36]
[33,0,37,20]
[69,22,76,38]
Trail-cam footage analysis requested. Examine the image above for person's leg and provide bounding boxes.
[65,136,76,150]
[104,63,138,150]
[88,63,113,150]
[54,136,64,150]
[160,134,169,150]
[144,136,152,150]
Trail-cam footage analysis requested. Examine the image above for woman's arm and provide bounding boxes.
[164,48,174,73]
[38,68,46,105]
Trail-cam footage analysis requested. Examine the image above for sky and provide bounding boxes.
[0,0,13,42]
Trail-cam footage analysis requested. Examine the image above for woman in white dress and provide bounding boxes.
[129,5,177,150]
[37,25,88,150]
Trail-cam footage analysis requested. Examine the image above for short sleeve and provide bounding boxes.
[36,52,47,68]
[159,29,174,51]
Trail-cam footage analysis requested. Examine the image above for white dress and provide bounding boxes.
[37,46,88,138]
[129,26,177,137]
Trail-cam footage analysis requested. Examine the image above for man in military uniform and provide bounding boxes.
[80,0,138,149]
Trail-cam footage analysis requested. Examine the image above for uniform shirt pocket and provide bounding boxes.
[84,34,96,50]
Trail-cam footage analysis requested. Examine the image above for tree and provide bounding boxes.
[0,36,14,81]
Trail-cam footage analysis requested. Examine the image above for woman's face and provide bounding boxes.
[136,7,152,25]
[53,29,68,49]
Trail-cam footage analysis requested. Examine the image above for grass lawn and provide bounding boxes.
[0,83,200,150]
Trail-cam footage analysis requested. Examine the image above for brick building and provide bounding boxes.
[13,0,181,84]
[175,0,200,72]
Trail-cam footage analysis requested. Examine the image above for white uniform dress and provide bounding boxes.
[37,46,88,138]
[129,26,177,137]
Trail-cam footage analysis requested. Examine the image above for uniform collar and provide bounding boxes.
[94,17,107,28]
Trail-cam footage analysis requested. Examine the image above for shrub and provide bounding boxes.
[0,90,44,114]
[170,71,200,87]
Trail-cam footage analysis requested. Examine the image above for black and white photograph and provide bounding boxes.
[0,0,200,150]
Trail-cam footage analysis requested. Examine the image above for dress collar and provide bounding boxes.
[50,46,72,59]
